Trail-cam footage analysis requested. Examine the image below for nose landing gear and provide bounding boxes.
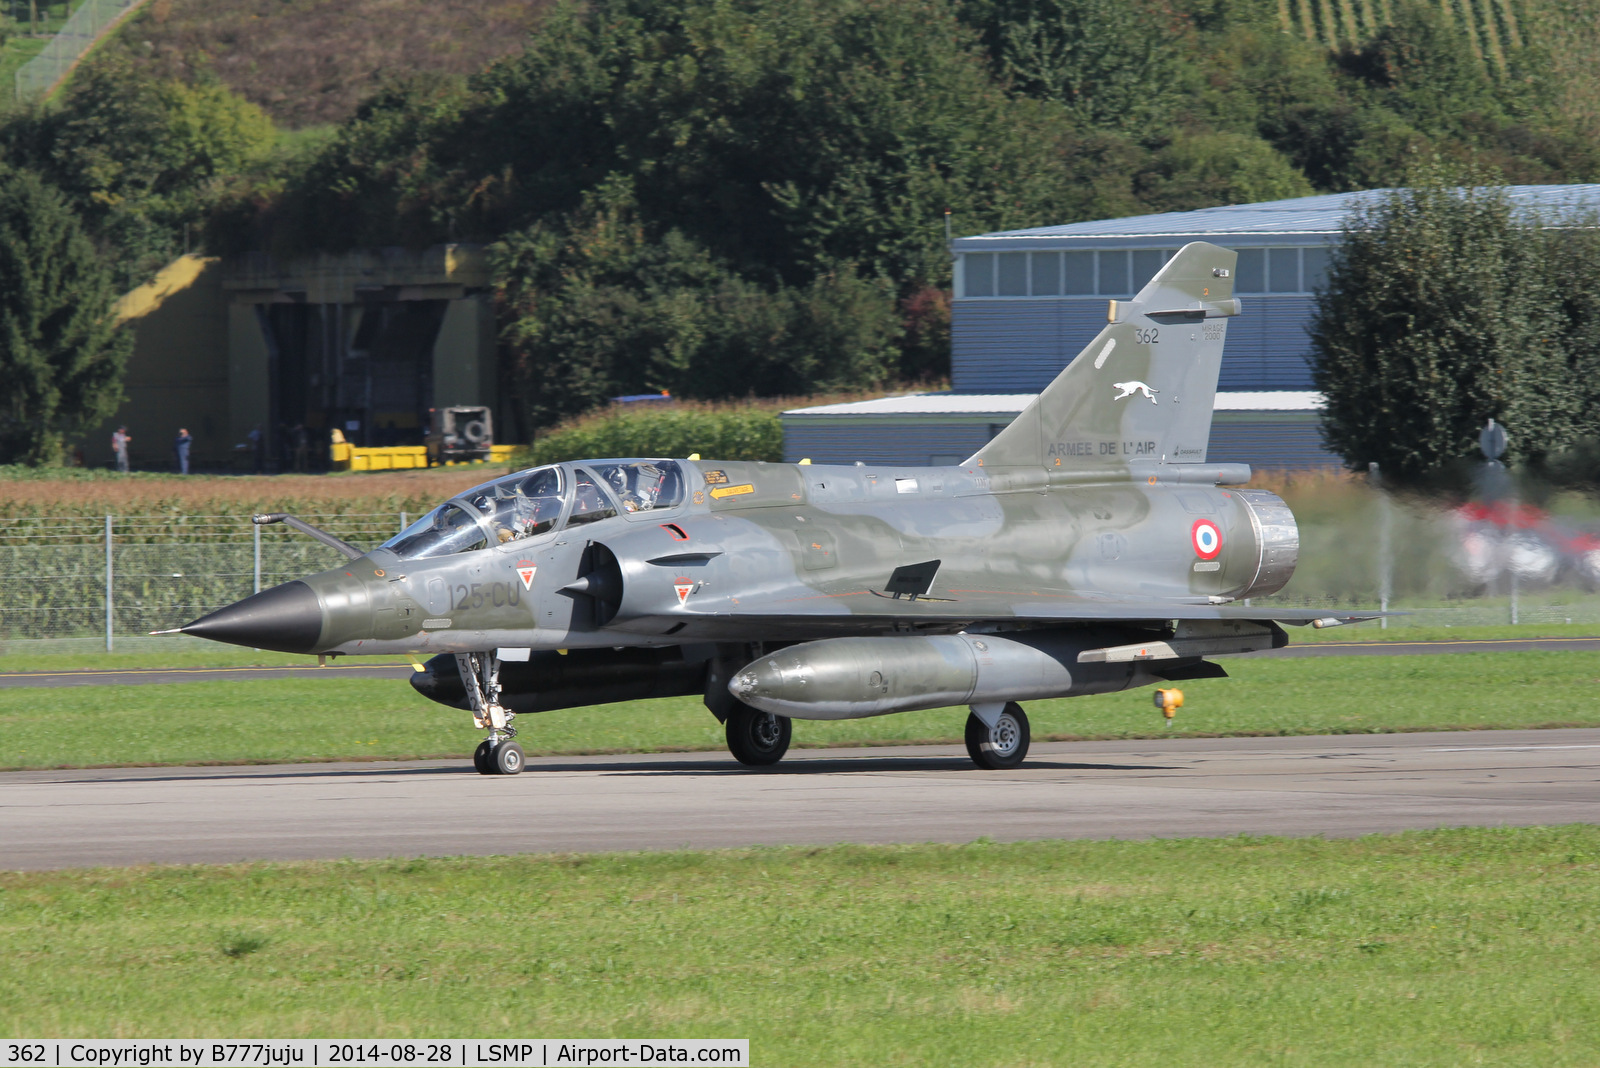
[459,652,523,775]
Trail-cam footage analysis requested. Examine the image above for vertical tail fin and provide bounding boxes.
[967,241,1240,472]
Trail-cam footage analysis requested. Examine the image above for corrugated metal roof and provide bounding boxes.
[786,394,1031,416]
[952,185,1600,251]
[784,391,1322,417]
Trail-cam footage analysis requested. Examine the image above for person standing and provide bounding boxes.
[173,428,192,475]
[111,426,131,473]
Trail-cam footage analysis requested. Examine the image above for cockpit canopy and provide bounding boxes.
[380,460,686,560]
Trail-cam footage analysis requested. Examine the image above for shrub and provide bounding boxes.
[521,405,785,467]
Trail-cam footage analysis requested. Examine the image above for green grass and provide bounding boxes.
[5,651,1600,769]
[4,828,1600,1064]
[0,0,92,107]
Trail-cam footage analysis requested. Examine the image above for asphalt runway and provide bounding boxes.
[2,636,1597,689]
[5,728,1600,870]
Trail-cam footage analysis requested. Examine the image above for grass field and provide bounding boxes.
[0,0,86,107]
[4,650,1600,769]
[3,827,1600,1063]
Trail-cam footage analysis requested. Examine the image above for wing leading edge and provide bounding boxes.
[663,595,1381,632]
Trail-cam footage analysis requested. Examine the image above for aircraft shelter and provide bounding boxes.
[89,245,502,472]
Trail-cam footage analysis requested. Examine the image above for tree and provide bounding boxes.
[1310,170,1582,485]
[254,0,1086,288]
[1338,2,1506,142]
[492,179,899,428]
[6,62,276,286]
[0,167,133,465]
[961,0,1180,133]
[1135,130,1312,212]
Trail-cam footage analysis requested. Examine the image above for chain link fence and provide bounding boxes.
[0,513,408,653]
[13,0,149,102]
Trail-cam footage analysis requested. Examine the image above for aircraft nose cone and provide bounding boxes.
[181,580,324,654]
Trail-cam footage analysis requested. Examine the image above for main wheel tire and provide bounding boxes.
[473,739,496,775]
[965,703,1030,770]
[494,740,525,775]
[726,704,792,766]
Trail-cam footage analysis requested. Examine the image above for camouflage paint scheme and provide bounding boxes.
[182,243,1373,771]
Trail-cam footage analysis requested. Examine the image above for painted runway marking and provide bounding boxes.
[1429,744,1600,752]
[1308,638,1600,650]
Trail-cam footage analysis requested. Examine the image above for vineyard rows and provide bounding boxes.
[1279,0,1527,72]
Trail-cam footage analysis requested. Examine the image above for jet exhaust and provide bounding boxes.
[1234,489,1298,599]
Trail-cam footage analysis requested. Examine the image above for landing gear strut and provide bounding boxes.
[459,651,523,775]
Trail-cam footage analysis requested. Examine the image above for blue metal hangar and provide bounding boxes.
[782,186,1600,470]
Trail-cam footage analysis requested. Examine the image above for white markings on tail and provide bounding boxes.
[1094,337,1117,369]
[1112,381,1160,403]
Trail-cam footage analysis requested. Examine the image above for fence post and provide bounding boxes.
[104,514,113,653]
[399,511,407,533]
[253,520,262,595]
[1510,564,1519,625]
[1370,463,1391,630]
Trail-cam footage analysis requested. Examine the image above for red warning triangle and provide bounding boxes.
[516,564,537,590]
[674,582,694,605]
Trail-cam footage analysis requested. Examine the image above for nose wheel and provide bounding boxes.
[476,738,524,775]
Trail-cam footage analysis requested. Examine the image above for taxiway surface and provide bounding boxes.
[4,728,1599,869]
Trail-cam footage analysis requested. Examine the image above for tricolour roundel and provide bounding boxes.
[1191,519,1222,560]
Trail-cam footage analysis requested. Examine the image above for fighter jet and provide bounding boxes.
[177,243,1373,774]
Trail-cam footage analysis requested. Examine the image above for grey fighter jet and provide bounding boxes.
[178,243,1373,774]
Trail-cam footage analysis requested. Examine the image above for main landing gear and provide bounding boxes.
[965,702,1030,769]
[725,702,792,766]
[459,651,523,775]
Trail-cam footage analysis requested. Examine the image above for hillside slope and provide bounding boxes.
[1277,0,1599,134]
[1279,0,1528,70]
[91,0,551,128]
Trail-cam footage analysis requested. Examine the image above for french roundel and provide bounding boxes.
[1191,519,1222,560]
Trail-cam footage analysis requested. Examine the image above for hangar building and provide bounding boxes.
[91,246,501,472]
[783,185,1600,470]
